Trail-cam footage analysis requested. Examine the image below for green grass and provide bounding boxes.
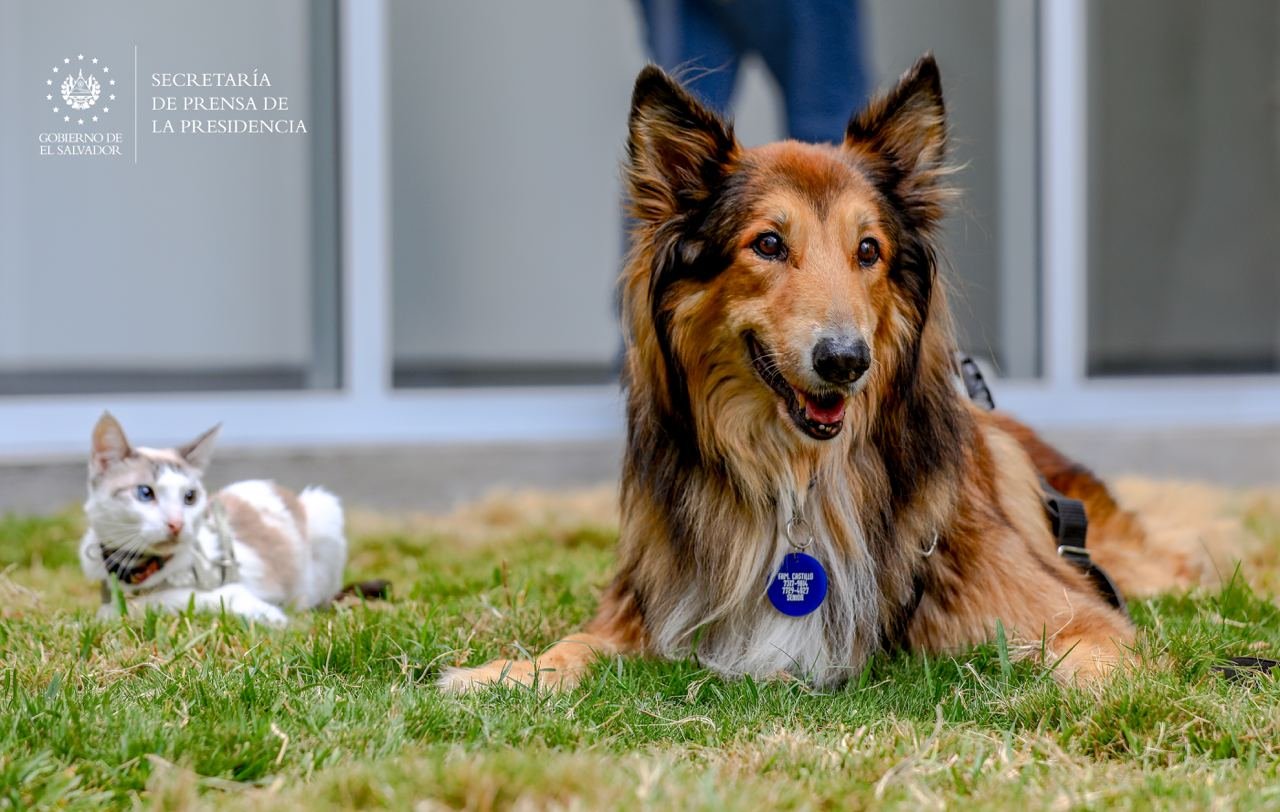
[2,501,1279,810]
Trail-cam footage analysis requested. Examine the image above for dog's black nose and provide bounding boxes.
[812,336,871,386]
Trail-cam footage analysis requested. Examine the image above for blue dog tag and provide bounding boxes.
[767,552,828,617]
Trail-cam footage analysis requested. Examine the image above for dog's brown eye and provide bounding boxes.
[752,232,786,260]
[857,238,880,267]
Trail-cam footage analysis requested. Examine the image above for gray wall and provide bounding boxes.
[2,1,1019,381]
[0,0,326,376]
[1087,0,1280,374]
[3,1,1026,382]
[388,2,644,372]
[388,0,1022,375]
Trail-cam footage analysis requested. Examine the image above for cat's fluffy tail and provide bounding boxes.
[298,486,348,606]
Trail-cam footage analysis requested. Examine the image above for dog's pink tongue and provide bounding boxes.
[803,395,847,425]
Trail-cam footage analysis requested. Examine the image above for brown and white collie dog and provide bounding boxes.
[441,55,1209,692]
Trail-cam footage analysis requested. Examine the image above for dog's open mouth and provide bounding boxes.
[745,332,847,440]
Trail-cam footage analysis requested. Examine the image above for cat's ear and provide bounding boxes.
[177,423,221,471]
[91,412,132,476]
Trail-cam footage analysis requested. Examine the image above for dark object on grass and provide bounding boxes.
[338,580,392,601]
[1212,656,1280,681]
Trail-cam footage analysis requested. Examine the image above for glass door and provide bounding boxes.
[1085,0,1280,376]
[0,0,341,394]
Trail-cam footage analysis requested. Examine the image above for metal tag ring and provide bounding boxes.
[785,516,815,550]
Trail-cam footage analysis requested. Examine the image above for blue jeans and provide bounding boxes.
[638,0,868,143]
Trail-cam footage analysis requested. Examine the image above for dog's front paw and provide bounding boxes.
[438,658,577,693]
[438,660,531,693]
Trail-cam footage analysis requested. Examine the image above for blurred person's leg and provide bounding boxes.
[766,0,868,142]
[705,0,868,143]
[637,0,741,114]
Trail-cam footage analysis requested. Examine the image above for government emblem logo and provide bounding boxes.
[46,53,115,126]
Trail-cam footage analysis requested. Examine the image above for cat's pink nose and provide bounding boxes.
[166,518,183,536]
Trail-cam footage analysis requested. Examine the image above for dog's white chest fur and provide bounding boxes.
[655,487,881,688]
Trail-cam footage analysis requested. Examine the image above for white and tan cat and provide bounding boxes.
[80,412,348,624]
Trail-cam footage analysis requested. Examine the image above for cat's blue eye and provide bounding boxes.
[135,485,155,502]
[183,489,198,505]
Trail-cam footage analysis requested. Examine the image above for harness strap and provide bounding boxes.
[206,499,240,588]
[958,354,995,411]
[956,354,1128,617]
[1043,480,1128,617]
[1044,485,1087,548]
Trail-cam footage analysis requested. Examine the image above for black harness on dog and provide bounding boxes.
[957,356,1280,678]
[957,355,1128,617]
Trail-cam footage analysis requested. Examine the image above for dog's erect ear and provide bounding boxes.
[844,54,950,225]
[177,423,221,471]
[627,66,737,223]
[90,412,132,476]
